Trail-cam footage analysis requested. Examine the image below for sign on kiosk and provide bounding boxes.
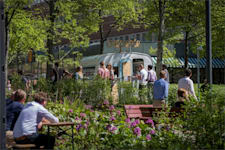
[28,50,33,63]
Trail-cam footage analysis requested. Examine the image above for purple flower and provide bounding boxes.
[145,119,154,127]
[103,100,109,105]
[106,124,111,130]
[69,109,73,113]
[150,129,155,135]
[116,110,121,116]
[76,124,82,131]
[125,118,131,123]
[109,105,115,111]
[135,119,140,124]
[107,125,117,133]
[80,113,86,118]
[134,127,141,136]
[130,121,137,128]
[110,116,116,121]
[111,126,117,131]
[146,134,152,141]
[85,105,92,110]
[75,117,81,121]
[166,126,170,131]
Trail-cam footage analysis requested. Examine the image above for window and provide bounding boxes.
[120,36,123,40]
[130,35,135,40]
[142,33,146,41]
[115,37,118,40]
[125,36,129,41]
[136,34,140,40]
[133,59,144,76]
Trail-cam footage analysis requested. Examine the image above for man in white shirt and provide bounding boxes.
[137,64,148,101]
[147,65,157,100]
[178,69,197,99]
[13,92,59,149]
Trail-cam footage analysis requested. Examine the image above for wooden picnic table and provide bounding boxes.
[43,122,75,150]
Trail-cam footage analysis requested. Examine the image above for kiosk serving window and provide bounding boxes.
[133,59,144,76]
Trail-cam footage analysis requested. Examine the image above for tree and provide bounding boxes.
[92,0,142,54]
[8,9,46,69]
[211,0,225,58]
[142,0,177,77]
[169,0,205,70]
[4,0,46,84]
[37,0,99,78]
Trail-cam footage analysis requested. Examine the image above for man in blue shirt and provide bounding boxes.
[6,89,26,131]
[153,70,169,107]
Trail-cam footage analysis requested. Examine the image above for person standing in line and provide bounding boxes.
[104,65,110,79]
[97,61,106,79]
[178,69,197,99]
[153,70,169,107]
[106,64,114,81]
[74,66,83,80]
[106,64,115,89]
[13,92,59,149]
[162,64,169,83]
[147,65,157,100]
[136,64,148,102]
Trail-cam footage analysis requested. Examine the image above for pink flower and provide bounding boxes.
[69,109,73,113]
[107,125,117,133]
[110,116,116,121]
[116,110,121,116]
[125,118,131,123]
[134,127,141,136]
[145,119,154,127]
[75,117,81,121]
[146,134,152,140]
[103,100,109,105]
[135,119,140,124]
[109,105,115,111]
[85,105,92,110]
[80,113,86,118]
[131,121,137,128]
[150,129,155,135]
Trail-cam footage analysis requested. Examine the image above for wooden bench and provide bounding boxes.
[140,107,184,118]
[124,105,153,120]
[13,144,44,150]
[13,144,36,150]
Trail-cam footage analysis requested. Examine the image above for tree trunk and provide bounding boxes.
[184,31,189,70]
[98,10,104,54]
[46,0,55,79]
[156,0,165,78]
[100,38,104,54]
[5,12,9,86]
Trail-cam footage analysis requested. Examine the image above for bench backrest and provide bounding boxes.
[140,107,184,118]
[124,105,153,119]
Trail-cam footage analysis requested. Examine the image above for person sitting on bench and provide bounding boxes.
[13,92,59,149]
[174,88,188,108]
[6,89,26,131]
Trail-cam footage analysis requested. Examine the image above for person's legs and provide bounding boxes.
[139,85,147,103]
[34,134,55,149]
[153,100,166,107]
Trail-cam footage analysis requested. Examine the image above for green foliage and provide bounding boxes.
[10,73,25,90]
[118,82,139,104]
[9,10,47,65]
[50,77,112,106]
[44,87,225,149]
